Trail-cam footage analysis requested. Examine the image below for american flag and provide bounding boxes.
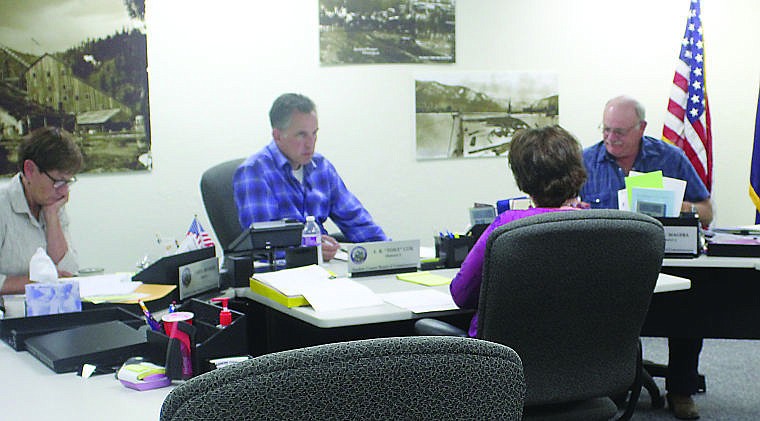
[662,0,712,192]
[188,217,215,248]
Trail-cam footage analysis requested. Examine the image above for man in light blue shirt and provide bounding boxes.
[233,93,387,262]
[581,95,712,419]
[580,96,712,225]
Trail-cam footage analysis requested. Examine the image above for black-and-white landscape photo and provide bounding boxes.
[320,0,455,65]
[0,0,150,176]
[415,72,558,160]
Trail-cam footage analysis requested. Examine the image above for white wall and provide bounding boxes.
[61,0,759,272]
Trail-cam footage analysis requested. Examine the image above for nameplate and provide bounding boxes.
[347,240,420,277]
[664,226,698,256]
[178,257,219,300]
[657,216,699,257]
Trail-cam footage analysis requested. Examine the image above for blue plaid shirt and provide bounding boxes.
[233,141,388,243]
[580,136,710,209]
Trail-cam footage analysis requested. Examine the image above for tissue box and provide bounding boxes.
[25,281,82,317]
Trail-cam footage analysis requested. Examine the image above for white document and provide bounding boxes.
[620,172,687,214]
[617,188,628,211]
[252,264,333,296]
[712,225,760,235]
[333,249,349,261]
[419,246,436,259]
[67,273,141,298]
[630,187,677,217]
[380,290,459,313]
[300,277,384,312]
[663,176,687,212]
[253,264,386,312]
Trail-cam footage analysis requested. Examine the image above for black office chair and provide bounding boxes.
[416,209,665,420]
[160,336,526,420]
[200,158,245,251]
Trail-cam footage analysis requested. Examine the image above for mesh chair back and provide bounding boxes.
[160,336,525,420]
[478,209,664,406]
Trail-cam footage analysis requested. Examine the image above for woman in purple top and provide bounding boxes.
[450,125,588,337]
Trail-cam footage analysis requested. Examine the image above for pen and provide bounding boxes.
[138,299,161,331]
[321,236,339,247]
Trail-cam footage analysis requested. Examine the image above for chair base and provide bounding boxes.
[641,367,666,409]
[640,360,706,412]
[523,397,618,421]
[643,361,706,393]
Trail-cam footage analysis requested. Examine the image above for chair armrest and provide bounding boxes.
[414,318,468,337]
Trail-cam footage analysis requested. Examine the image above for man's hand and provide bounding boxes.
[564,197,590,209]
[321,235,340,262]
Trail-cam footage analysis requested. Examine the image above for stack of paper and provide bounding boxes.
[381,290,459,313]
[251,265,384,312]
[68,273,142,298]
[618,171,686,217]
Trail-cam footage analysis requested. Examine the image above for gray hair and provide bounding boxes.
[269,93,316,130]
[605,95,646,121]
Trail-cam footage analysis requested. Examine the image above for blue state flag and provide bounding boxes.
[750,89,760,223]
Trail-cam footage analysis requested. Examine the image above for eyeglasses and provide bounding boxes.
[599,122,641,137]
[41,169,77,189]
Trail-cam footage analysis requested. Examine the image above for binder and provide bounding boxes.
[249,278,309,308]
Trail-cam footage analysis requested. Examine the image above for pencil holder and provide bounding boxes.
[146,298,248,378]
[434,236,474,268]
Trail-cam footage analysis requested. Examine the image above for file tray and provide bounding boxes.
[0,307,144,351]
[146,298,248,378]
[707,239,760,257]
[133,246,215,285]
[24,320,148,373]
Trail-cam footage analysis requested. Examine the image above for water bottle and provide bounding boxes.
[302,215,323,265]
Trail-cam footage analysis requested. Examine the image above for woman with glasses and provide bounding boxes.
[0,127,83,295]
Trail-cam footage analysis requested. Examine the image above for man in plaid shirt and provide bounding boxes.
[234,93,387,262]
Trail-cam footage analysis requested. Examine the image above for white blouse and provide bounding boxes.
[0,174,78,293]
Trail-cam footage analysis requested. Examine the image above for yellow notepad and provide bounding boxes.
[396,271,452,287]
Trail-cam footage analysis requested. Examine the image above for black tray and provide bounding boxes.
[0,307,144,351]
[707,242,760,257]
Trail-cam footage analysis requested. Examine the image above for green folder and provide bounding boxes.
[625,170,664,210]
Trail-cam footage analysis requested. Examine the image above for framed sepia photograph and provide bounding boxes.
[320,0,455,65]
[0,0,150,176]
[415,72,559,160]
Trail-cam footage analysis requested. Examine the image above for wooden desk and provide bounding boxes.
[236,263,690,354]
[644,255,760,339]
[0,341,172,420]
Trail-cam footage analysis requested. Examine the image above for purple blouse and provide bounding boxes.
[450,207,574,337]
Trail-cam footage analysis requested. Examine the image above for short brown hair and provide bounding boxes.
[508,125,587,207]
[17,127,84,174]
